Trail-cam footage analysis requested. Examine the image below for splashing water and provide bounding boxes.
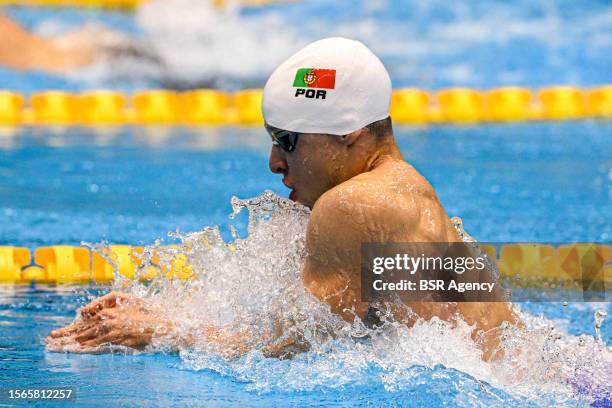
[133,0,305,88]
[63,0,612,89]
[595,310,607,343]
[86,191,611,405]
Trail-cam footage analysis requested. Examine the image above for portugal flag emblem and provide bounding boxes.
[293,68,336,89]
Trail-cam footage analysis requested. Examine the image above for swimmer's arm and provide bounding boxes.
[156,318,309,359]
[48,292,308,358]
[0,14,96,72]
[0,14,53,70]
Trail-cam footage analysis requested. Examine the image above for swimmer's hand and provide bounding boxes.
[47,292,312,359]
[46,291,170,353]
[78,291,137,319]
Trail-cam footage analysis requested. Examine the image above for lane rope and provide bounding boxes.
[0,243,610,284]
[1,86,611,126]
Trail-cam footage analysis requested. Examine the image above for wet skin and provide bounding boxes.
[48,120,517,360]
[0,15,98,72]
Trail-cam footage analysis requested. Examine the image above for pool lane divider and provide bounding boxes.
[0,89,264,126]
[0,245,193,284]
[0,244,610,285]
[0,86,611,126]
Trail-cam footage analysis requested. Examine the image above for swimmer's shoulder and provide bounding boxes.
[327,157,438,210]
[305,180,407,272]
[311,157,455,242]
[310,169,420,242]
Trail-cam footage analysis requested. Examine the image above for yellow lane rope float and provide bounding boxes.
[0,243,610,284]
[0,245,194,284]
[1,86,611,126]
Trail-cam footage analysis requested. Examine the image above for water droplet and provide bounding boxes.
[594,309,607,342]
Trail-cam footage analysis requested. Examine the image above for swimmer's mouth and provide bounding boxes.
[283,178,296,201]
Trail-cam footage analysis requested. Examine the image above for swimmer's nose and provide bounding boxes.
[269,146,288,175]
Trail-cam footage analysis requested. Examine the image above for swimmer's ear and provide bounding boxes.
[338,128,363,147]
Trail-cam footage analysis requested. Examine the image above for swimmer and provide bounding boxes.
[47,38,518,361]
[0,0,295,74]
[0,14,159,73]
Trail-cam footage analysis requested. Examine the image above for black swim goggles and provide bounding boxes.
[265,124,300,153]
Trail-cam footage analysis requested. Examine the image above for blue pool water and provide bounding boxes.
[0,122,610,247]
[0,123,610,407]
[0,284,534,407]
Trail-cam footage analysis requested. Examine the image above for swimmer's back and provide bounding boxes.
[314,155,460,243]
[303,156,461,320]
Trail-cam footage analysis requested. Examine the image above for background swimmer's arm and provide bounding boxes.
[0,14,99,72]
[0,14,55,70]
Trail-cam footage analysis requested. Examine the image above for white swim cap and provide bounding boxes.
[262,37,392,135]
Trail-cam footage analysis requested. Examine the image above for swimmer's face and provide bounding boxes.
[268,127,358,208]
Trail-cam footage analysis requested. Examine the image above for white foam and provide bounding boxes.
[96,191,611,404]
[61,0,612,88]
[133,0,306,88]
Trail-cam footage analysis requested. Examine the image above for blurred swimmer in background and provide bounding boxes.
[0,0,298,86]
[0,13,159,73]
[0,14,97,72]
